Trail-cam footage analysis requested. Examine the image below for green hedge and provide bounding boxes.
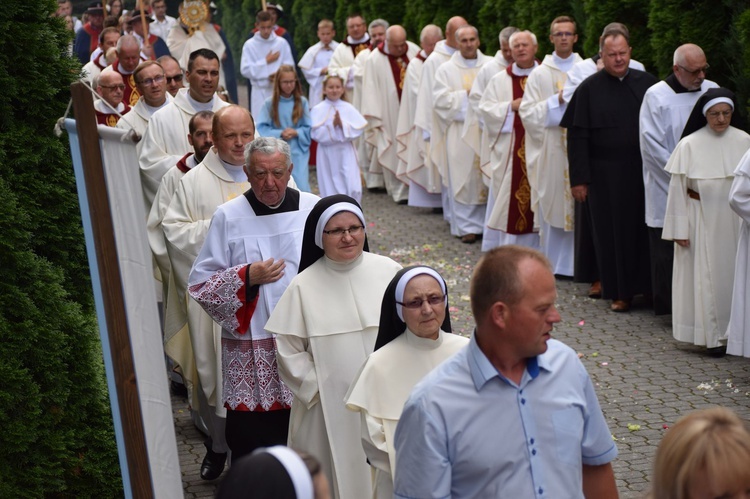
[0,0,121,495]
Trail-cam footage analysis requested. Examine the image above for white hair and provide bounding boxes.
[509,30,537,47]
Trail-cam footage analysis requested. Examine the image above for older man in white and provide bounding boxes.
[139,48,229,211]
[362,25,419,203]
[240,9,294,118]
[432,25,491,244]
[394,24,443,206]
[298,19,339,109]
[409,17,467,212]
[519,17,583,275]
[328,14,370,102]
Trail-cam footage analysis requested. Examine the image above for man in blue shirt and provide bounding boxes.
[394,245,618,498]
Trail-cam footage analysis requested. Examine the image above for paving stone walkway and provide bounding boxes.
[172,155,750,499]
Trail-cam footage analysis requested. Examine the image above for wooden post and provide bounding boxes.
[69,81,154,499]
[139,8,150,49]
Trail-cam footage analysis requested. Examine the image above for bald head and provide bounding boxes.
[386,25,408,57]
[445,16,468,49]
[673,43,708,91]
[96,71,125,108]
[212,105,256,165]
[420,24,443,56]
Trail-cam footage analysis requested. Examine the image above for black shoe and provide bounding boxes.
[200,446,227,481]
[170,380,188,399]
[707,346,727,358]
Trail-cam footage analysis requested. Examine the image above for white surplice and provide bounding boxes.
[139,88,229,211]
[267,252,402,499]
[662,126,750,348]
[328,35,369,102]
[240,31,294,118]
[345,330,468,499]
[166,22,228,93]
[298,40,339,109]
[310,98,367,202]
[727,151,750,356]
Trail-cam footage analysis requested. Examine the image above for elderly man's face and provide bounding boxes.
[246,151,292,207]
[388,31,408,57]
[188,116,213,163]
[600,34,631,78]
[212,109,255,166]
[421,34,440,56]
[674,52,708,91]
[118,43,141,72]
[370,26,386,47]
[97,72,125,107]
[511,33,537,69]
[346,16,366,40]
[457,27,480,60]
[187,56,220,102]
[161,58,184,96]
[500,39,513,64]
[136,64,167,107]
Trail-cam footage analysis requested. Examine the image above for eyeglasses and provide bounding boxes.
[322,225,364,237]
[165,73,184,84]
[677,64,709,75]
[397,295,446,309]
[251,169,287,180]
[552,31,575,38]
[706,110,732,119]
[100,84,125,90]
[137,74,165,86]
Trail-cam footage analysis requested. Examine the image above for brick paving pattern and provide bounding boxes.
[172,140,750,499]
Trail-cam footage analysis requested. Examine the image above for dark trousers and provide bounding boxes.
[225,408,291,461]
[648,226,673,315]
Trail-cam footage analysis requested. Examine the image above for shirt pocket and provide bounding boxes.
[552,407,584,467]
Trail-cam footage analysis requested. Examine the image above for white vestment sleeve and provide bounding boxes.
[662,173,689,241]
[730,171,750,221]
[276,334,320,409]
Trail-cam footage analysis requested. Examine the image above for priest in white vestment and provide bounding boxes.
[162,106,254,479]
[639,44,717,315]
[298,20,338,109]
[139,49,229,211]
[519,19,582,275]
[394,25,442,207]
[662,89,750,351]
[240,10,294,118]
[345,266,468,498]
[266,196,402,499]
[189,137,319,459]
[362,26,419,203]
[432,25,491,243]
[410,17,466,212]
[727,150,750,357]
[327,14,370,102]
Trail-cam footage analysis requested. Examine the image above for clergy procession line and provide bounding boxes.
[66,0,750,496]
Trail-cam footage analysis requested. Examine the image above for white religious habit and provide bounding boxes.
[727,150,750,357]
[240,31,294,118]
[116,93,173,159]
[139,87,229,211]
[345,330,468,499]
[162,147,250,417]
[432,50,491,236]
[519,52,582,275]
[351,46,383,190]
[362,41,420,203]
[310,98,367,202]
[188,189,319,417]
[327,34,370,102]
[166,22,229,94]
[298,40,339,109]
[409,41,455,210]
[639,78,718,229]
[478,62,540,251]
[662,126,750,348]
[266,252,402,499]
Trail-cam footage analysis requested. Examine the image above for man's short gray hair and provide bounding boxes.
[116,34,139,52]
[369,19,389,32]
[509,30,537,47]
[420,24,443,43]
[244,137,292,169]
[454,25,479,43]
[499,26,519,45]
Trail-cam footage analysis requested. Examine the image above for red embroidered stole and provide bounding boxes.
[378,46,409,101]
[176,153,194,173]
[505,65,534,235]
[416,52,427,62]
[96,112,120,127]
[113,59,142,107]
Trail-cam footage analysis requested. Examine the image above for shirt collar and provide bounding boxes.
[468,332,553,390]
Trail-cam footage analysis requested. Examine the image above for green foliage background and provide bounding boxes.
[216,0,750,116]
[1,0,121,495]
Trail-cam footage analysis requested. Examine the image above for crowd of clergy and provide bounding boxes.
[65,0,750,496]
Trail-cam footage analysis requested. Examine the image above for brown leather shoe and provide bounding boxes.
[610,299,631,312]
[588,281,602,298]
[460,234,478,244]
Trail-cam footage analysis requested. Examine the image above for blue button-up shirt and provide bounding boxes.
[393,335,617,498]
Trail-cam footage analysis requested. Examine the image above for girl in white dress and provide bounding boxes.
[310,75,367,202]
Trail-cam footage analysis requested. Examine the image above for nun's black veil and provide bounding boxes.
[681,87,743,139]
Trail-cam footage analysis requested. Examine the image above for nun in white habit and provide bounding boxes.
[345,266,468,498]
[662,88,750,352]
[266,195,402,499]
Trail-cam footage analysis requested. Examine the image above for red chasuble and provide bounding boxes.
[377,45,410,101]
[505,65,534,235]
[111,59,143,108]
